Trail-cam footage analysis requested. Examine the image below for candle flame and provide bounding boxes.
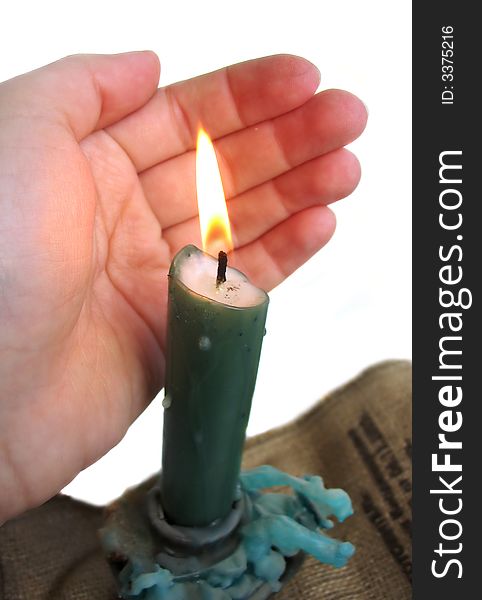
[196,128,233,256]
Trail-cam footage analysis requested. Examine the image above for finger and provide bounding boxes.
[141,90,367,228]
[163,149,360,255]
[0,51,160,140]
[231,206,336,291]
[105,54,320,172]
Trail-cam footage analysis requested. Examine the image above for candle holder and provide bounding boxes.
[100,465,354,600]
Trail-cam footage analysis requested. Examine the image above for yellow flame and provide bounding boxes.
[196,128,233,256]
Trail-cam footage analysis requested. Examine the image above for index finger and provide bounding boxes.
[105,54,321,172]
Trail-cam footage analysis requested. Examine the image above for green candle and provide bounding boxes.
[161,245,269,527]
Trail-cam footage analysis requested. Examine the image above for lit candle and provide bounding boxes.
[160,130,269,528]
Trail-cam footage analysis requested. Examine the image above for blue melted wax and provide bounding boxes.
[117,466,355,599]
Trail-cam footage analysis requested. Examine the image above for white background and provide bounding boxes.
[1,0,411,505]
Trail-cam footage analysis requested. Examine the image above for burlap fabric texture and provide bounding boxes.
[0,360,412,599]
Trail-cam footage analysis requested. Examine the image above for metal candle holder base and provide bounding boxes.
[145,484,246,576]
[100,467,354,600]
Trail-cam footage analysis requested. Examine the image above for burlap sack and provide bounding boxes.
[0,360,412,599]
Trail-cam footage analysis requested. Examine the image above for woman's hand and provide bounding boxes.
[0,51,366,523]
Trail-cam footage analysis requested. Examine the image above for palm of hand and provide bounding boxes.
[0,52,366,522]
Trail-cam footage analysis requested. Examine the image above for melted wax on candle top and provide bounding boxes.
[178,253,266,308]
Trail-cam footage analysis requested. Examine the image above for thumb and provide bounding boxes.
[0,51,160,140]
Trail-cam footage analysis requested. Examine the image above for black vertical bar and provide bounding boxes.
[413,3,479,597]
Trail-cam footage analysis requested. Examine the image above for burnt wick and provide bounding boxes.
[216,251,228,286]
